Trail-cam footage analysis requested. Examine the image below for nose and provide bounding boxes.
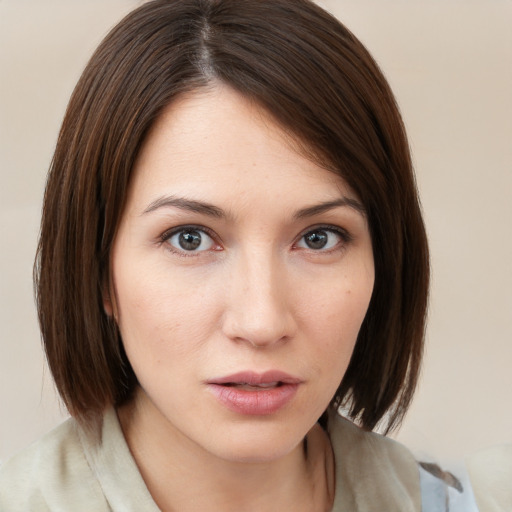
[221,248,297,348]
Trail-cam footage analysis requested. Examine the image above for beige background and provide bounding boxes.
[1,0,511,464]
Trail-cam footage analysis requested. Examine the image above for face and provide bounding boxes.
[108,85,374,463]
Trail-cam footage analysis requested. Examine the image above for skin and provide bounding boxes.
[107,84,375,511]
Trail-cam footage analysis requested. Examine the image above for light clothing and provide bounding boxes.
[0,408,466,511]
[327,412,421,510]
[0,409,158,511]
[466,444,512,512]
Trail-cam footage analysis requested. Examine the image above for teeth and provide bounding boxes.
[229,382,280,390]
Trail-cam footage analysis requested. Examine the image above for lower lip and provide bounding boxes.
[207,383,299,415]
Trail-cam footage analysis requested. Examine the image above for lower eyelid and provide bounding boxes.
[158,226,220,254]
[296,227,352,249]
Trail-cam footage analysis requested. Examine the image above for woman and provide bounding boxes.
[0,0,448,510]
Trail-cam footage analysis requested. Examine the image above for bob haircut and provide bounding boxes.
[35,0,429,433]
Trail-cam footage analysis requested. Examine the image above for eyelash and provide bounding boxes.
[159,225,220,257]
[294,224,353,253]
[158,224,353,257]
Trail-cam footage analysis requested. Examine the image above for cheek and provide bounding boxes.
[308,265,373,332]
[112,263,219,364]
[304,267,374,380]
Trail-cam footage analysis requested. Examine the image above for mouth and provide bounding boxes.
[207,370,302,387]
[221,381,284,391]
[206,371,302,415]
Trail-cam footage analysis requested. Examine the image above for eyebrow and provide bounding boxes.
[294,197,366,219]
[142,195,365,219]
[142,196,225,218]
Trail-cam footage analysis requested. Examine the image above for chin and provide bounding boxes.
[207,424,305,464]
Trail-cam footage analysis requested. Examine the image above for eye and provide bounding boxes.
[163,227,216,253]
[296,227,347,251]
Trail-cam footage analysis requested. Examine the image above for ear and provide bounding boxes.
[103,290,114,316]
[102,275,118,320]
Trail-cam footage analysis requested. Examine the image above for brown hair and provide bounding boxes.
[35,0,429,432]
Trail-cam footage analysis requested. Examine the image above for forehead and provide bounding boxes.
[127,85,357,212]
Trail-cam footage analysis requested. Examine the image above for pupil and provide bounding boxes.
[179,230,202,250]
[305,231,328,249]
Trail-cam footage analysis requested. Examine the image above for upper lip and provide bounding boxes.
[207,370,303,386]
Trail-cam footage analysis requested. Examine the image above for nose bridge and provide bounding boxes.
[223,244,294,347]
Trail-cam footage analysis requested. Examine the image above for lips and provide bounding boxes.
[223,382,281,390]
[208,370,302,387]
[206,371,302,415]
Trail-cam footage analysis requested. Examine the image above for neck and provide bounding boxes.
[117,389,334,512]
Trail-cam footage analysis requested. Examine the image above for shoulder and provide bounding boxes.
[0,408,160,512]
[327,413,479,512]
[0,417,109,511]
[467,443,512,511]
[328,412,421,511]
